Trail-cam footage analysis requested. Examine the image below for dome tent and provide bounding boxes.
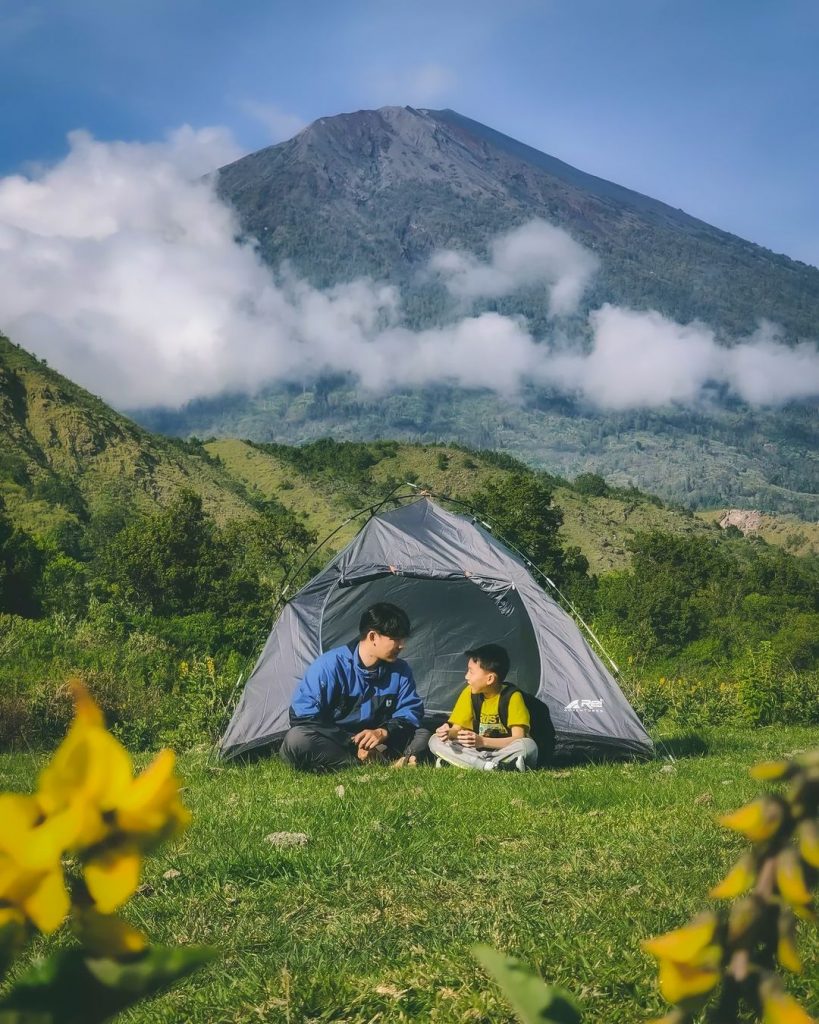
[219,497,653,762]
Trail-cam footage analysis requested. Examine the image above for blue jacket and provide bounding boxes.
[289,642,423,738]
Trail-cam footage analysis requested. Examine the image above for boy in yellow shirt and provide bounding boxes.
[428,644,539,771]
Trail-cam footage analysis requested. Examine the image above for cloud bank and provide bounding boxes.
[1,127,817,412]
[430,218,599,317]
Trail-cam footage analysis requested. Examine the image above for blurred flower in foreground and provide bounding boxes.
[642,748,818,1024]
[1,681,189,938]
[0,681,210,1024]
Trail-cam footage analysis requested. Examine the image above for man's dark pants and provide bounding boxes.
[279,722,432,772]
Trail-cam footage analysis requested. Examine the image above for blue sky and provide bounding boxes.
[2,0,818,267]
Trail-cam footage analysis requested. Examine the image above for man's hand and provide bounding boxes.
[353,727,388,751]
[434,722,451,740]
[456,728,481,748]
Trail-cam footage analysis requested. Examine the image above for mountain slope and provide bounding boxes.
[139,105,819,515]
[0,335,258,540]
[217,105,819,338]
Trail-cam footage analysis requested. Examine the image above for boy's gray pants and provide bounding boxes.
[428,735,538,771]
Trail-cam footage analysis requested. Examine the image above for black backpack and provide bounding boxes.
[470,684,555,767]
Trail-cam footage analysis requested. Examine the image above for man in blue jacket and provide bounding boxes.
[279,602,424,772]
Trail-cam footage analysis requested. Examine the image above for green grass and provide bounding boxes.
[2,727,817,1023]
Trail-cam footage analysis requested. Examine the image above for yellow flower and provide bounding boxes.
[718,799,784,842]
[777,936,802,974]
[37,686,133,848]
[776,849,812,907]
[643,914,722,1008]
[115,749,190,837]
[710,855,755,899]
[0,852,69,934]
[750,760,792,781]
[33,683,189,915]
[84,845,143,914]
[73,906,147,957]
[642,913,719,963]
[657,957,720,1004]
[761,984,816,1024]
[797,821,819,868]
[0,794,75,934]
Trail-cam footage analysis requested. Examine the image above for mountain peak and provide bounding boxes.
[216,105,819,339]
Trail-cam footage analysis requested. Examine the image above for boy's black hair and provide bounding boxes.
[358,603,411,640]
[465,643,510,683]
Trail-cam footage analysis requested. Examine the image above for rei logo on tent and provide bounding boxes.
[564,698,604,712]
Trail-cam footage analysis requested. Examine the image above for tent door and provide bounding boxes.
[320,571,541,715]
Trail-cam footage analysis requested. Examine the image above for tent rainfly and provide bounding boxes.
[220,497,653,762]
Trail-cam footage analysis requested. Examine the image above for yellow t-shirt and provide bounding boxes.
[449,686,530,737]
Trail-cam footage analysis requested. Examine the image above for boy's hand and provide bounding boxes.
[435,723,451,740]
[456,728,479,748]
[353,727,388,750]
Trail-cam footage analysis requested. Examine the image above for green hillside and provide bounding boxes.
[0,335,259,544]
[205,438,718,573]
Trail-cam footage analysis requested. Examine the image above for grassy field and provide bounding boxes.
[2,727,818,1023]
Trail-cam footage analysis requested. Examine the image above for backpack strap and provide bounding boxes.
[470,692,483,733]
[498,683,517,731]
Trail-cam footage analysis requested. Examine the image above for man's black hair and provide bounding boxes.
[465,643,510,682]
[358,603,411,640]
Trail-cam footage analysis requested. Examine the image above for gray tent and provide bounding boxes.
[220,497,653,761]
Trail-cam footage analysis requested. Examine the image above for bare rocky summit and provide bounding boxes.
[217,105,819,338]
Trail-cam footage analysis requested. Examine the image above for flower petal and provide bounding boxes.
[0,795,41,859]
[39,724,133,817]
[776,849,812,906]
[710,855,755,899]
[21,867,70,934]
[718,799,783,842]
[658,957,720,1004]
[750,760,792,781]
[23,807,83,872]
[777,935,803,974]
[117,749,179,833]
[761,986,816,1024]
[85,846,142,914]
[642,913,718,964]
[797,821,819,869]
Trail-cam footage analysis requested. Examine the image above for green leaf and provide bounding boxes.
[0,945,215,1024]
[473,944,581,1024]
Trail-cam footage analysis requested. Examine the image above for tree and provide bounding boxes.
[0,496,44,617]
[470,474,588,590]
[97,490,252,616]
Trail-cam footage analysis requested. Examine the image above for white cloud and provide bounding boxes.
[430,219,599,316]
[543,306,819,409]
[0,127,817,413]
[720,321,819,405]
[237,100,306,144]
